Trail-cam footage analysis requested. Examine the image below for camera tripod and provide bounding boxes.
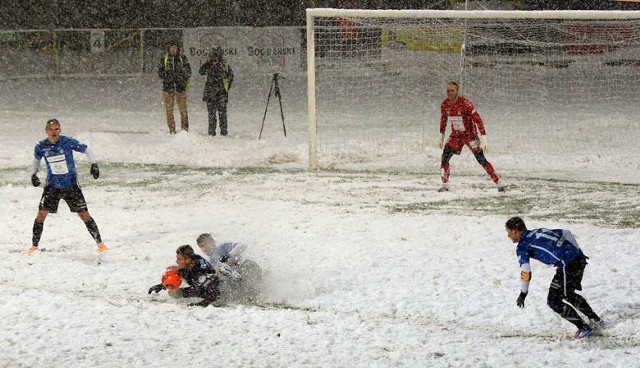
[259,73,287,139]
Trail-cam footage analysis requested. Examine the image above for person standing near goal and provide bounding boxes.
[438,81,504,192]
[28,118,107,254]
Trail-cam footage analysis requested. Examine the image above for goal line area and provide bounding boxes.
[305,9,640,182]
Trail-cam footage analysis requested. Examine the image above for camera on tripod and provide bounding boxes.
[259,73,287,139]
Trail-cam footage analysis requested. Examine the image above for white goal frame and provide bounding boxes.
[305,8,640,170]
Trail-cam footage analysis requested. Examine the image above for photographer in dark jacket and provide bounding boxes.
[199,47,234,136]
[158,42,191,134]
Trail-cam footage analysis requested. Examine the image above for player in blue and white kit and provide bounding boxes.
[505,216,603,339]
[28,118,107,254]
[196,233,264,303]
[196,233,246,277]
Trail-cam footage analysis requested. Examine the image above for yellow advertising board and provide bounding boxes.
[381,27,464,53]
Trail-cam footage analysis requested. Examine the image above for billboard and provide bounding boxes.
[183,27,302,75]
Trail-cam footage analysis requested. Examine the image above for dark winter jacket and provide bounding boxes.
[199,58,234,103]
[158,49,191,93]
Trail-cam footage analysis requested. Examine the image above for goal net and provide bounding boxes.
[306,9,640,182]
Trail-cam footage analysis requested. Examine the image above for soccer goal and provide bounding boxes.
[306,9,640,180]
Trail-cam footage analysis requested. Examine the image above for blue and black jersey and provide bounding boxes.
[34,135,88,189]
[516,228,584,268]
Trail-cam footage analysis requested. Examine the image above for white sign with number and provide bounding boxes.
[91,30,105,54]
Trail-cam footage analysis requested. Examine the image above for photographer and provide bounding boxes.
[199,47,234,136]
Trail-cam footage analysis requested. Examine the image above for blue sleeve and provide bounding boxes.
[516,244,530,266]
[67,137,88,153]
[34,142,43,160]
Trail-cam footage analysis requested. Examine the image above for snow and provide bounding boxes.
[1,74,639,368]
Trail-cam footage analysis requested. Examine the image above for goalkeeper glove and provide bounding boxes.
[31,174,41,187]
[148,284,166,294]
[90,163,100,179]
[516,291,528,308]
[438,133,445,149]
[480,135,490,152]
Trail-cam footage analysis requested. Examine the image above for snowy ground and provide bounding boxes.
[1,75,639,367]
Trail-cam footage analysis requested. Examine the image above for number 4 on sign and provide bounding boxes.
[90,30,105,54]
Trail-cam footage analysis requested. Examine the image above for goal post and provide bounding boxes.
[306,9,640,179]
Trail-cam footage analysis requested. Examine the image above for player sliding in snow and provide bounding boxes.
[505,216,604,339]
[196,233,264,303]
[438,82,505,192]
[148,244,221,307]
[196,233,246,277]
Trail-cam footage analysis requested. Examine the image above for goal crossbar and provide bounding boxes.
[307,9,640,20]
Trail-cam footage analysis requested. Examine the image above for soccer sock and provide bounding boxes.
[440,165,450,184]
[32,220,44,247]
[84,217,103,244]
[483,162,500,184]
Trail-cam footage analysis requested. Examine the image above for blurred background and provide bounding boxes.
[2,0,639,175]
[2,1,640,29]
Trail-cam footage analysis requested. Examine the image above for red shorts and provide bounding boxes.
[446,134,481,154]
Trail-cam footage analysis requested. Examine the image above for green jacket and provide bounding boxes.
[199,59,234,102]
[158,51,192,93]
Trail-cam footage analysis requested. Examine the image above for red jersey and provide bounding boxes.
[338,18,356,40]
[440,96,486,141]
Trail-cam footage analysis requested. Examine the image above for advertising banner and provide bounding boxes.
[183,27,302,76]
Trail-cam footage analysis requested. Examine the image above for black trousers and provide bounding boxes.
[547,255,600,328]
[206,100,228,136]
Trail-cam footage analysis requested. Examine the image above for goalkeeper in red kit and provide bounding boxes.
[437,82,505,192]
